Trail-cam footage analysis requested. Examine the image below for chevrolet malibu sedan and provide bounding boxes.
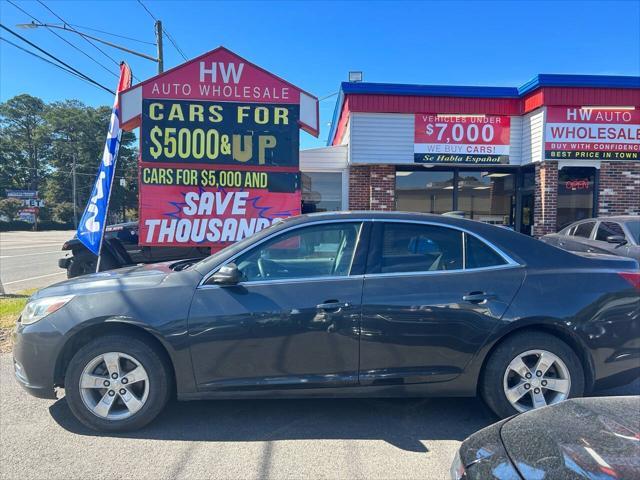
[13,212,640,431]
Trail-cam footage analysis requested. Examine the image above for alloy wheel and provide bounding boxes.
[503,349,571,413]
[79,352,150,421]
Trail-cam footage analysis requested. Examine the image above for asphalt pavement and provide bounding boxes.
[1,231,639,479]
[1,352,638,480]
[0,230,74,294]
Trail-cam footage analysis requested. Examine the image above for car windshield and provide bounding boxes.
[626,220,640,244]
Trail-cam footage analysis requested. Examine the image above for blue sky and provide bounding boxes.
[1,0,639,148]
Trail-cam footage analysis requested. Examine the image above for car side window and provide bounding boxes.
[573,222,595,238]
[595,222,625,242]
[465,234,507,269]
[233,222,361,282]
[379,223,463,273]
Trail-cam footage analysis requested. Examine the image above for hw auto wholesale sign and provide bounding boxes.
[545,107,640,160]
[414,114,511,164]
[119,47,319,249]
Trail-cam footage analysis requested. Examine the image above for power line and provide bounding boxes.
[0,36,114,93]
[136,0,188,61]
[0,24,114,94]
[67,23,155,46]
[36,0,141,82]
[7,0,119,79]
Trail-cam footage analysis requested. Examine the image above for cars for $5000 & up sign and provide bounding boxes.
[119,47,319,250]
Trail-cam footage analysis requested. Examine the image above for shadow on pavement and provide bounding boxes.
[49,396,497,452]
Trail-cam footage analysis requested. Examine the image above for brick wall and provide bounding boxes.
[348,165,371,210]
[598,162,640,216]
[348,165,396,210]
[533,161,558,237]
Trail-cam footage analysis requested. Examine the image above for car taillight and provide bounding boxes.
[619,272,640,290]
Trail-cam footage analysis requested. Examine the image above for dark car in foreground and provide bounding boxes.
[59,221,210,277]
[13,212,640,431]
[451,396,640,480]
[541,216,640,262]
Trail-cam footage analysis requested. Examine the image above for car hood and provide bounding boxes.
[32,262,184,299]
[500,396,640,479]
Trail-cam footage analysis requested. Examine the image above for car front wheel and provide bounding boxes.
[481,331,585,418]
[64,334,171,431]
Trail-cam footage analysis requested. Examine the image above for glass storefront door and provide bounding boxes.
[457,171,516,228]
[557,167,597,230]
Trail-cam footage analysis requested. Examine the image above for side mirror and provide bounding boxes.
[211,263,242,285]
[606,235,627,247]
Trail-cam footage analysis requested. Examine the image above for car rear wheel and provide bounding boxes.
[64,335,170,431]
[481,331,585,418]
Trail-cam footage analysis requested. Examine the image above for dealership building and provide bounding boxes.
[300,74,640,236]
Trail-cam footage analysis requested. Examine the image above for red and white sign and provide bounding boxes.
[414,114,511,164]
[138,181,300,247]
[120,47,319,136]
[545,107,640,160]
[118,47,316,249]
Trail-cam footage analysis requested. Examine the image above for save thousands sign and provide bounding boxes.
[119,47,319,249]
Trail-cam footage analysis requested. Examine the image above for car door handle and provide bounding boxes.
[316,301,350,311]
[462,292,494,304]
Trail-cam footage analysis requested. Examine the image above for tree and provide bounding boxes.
[0,95,139,226]
[0,198,23,220]
[43,101,139,225]
[0,94,49,197]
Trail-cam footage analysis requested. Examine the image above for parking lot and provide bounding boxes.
[1,230,639,480]
[0,352,637,480]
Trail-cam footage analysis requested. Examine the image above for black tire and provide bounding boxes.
[67,251,116,278]
[64,334,171,431]
[480,331,585,419]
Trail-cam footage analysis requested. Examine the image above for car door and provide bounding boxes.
[359,221,525,385]
[565,221,596,253]
[188,220,368,391]
[592,221,633,257]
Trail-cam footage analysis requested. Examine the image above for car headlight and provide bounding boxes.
[20,295,74,325]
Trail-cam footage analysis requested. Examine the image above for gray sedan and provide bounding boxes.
[541,216,640,262]
[12,212,640,432]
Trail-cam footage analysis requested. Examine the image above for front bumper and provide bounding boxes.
[12,319,65,400]
[58,257,71,269]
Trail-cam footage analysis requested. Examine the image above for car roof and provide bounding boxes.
[572,216,639,223]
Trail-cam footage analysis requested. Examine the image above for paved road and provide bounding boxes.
[0,231,73,294]
[1,354,638,480]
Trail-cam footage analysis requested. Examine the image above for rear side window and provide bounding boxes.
[465,234,507,269]
[573,222,595,238]
[595,222,625,241]
[380,223,463,273]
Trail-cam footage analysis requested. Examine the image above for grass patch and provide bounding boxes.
[0,290,37,351]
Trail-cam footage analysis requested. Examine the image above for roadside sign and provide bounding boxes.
[414,114,511,164]
[120,47,319,249]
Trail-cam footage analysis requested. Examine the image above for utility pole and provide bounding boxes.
[72,154,78,229]
[155,20,164,74]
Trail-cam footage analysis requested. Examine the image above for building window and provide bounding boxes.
[395,171,454,214]
[557,167,596,231]
[395,169,516,228]
[457,171,516,227]
[301,172,343,213]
